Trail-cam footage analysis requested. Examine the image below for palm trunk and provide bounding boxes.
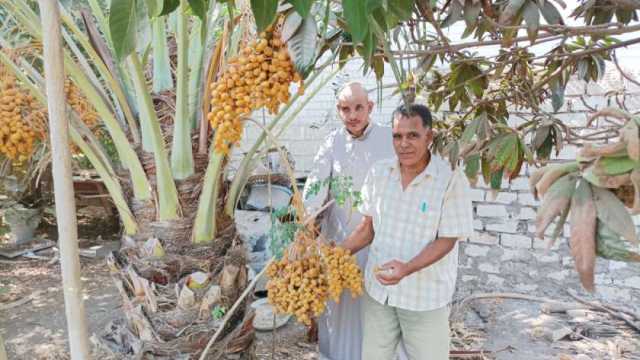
[170,0,195,180]
[39,0,90,356]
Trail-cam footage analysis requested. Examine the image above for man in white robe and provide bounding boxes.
[303,82,395,360]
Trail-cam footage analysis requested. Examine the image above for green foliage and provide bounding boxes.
[269,210,302,259]
[76,128,121,169]
[342,0,369,43]
[304,176,363,208]
[159,0,180,15]
[251,0,278,32]
[211,305,226,320]
[145,0,164,17]
[286,14,318,77]
[109,0,138,60]
[187,0,209,19]
[572,0,638,25]
[288,0,313,17]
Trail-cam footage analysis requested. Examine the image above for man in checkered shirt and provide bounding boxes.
[343,104,474,360]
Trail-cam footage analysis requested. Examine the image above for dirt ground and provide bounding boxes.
[3,253,639,360]
[1,207,639,359]
[0,256,120,359]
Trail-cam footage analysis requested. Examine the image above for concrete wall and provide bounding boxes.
[234,60,640,307]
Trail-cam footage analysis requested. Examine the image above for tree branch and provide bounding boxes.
[545,36,640,60]
[394,23,640,59]
[612,51,640,87]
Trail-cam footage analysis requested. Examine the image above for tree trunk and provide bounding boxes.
[38,0,90,357]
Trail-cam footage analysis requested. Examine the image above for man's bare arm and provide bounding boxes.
[376,237,457,285]
[341,216,374,254]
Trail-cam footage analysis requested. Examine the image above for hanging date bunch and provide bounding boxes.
[266,230,363,326]
[64,79,99,130]
[0,67,44,163]
[207,17,304,155]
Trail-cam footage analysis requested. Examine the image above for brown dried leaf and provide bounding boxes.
[593,186,638,245]
[578,142,626,159]
[535,174,577,239]
[629,168,640,214]
[544,204,569,251]
[569,180,597,292]
[600,173,631,188]
[535,162,579,198]
[529,166,548,199]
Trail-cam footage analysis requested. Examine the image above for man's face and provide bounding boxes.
[336,94,373,137]
[392,114,433,167]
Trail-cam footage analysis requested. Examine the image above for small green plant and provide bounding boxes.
[305,176,363,208]
[211,305,226,320]
[268,176,364,259]
[269,210,302,260]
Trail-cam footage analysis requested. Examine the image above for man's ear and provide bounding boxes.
[425,128,434,144]
[367,100,374,114]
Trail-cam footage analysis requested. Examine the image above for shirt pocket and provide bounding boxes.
[411,191,444,248]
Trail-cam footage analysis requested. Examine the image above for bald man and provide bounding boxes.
[303,82,396,360]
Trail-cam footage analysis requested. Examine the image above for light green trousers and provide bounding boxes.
[362,292,450,360]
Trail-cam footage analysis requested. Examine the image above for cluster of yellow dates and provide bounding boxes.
[0,73,43,162]
[266,243,363,326]
[208,25,303,154]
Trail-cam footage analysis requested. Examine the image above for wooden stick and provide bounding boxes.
[568,290,640,333]
[38,1,90,358]
[454,292,580,310]
[302,199,335,227]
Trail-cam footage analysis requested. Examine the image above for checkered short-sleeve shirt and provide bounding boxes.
[358,155,474,311]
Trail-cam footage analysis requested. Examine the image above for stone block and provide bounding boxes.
[478,263,500,274]
[494,192,518,204]
[486,221,519,233]
[470,232,499,245]
[546,270,571,281]
[459,257,474,269]
[487,274,505,286]
[518,192,540,206]
[614,276,640,289]
[476,204,508,218]
[473,219,484,231]
[518,207,537,220]
[501,248,531,262]
[532,237,561,251]
[464,244,490,257]
[461,275,478,282]
[537,252,560,263]
[500,234,532,248]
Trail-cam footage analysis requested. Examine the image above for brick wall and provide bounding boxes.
[234,61,640,306]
